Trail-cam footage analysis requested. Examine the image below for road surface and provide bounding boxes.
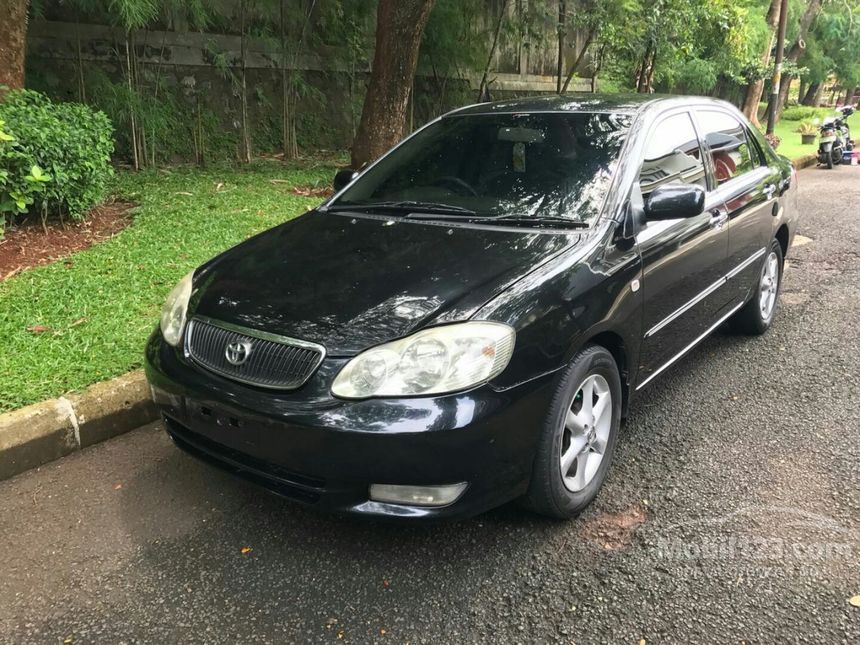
[2,165,859,644]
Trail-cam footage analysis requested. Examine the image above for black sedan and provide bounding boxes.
[145,94,798,520]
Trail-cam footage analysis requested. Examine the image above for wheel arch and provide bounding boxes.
[775,223,790,259]
[580,330,633,418]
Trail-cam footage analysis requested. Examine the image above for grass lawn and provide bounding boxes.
[0,160,335,412]
[769,107,860,162]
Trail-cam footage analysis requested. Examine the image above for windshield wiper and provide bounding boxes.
[327,200,476,216]
[485,214,590,229]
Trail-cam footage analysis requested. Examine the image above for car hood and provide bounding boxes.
[190,211,581,355]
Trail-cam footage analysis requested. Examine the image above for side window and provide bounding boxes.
[696,110,756,185]
[638,112,707,198]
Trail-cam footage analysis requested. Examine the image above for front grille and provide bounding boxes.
[184,316,325,390]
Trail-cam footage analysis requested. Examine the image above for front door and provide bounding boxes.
[635,111,731,388]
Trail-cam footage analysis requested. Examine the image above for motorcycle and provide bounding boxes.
[818,107,853,169]
[837,105,855,150]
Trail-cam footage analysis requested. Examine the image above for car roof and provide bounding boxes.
[447,93,734,118]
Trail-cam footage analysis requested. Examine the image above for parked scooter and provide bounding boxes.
[818,107,853,169]
[837,104,855,149]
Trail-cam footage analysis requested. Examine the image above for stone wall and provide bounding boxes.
[25,19,593,159]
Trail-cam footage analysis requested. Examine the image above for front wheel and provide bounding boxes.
[729,239,784,335]
[522,345,622,519]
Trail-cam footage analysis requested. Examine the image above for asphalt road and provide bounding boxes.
[2,166,859,645]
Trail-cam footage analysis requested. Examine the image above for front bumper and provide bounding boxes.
[145,331,555,519]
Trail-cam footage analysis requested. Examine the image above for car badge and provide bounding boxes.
[225,340,253,366]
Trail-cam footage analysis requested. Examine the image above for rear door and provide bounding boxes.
[694,109,779,305]
[635,111,731,388]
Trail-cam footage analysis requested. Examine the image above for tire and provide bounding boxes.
[827,152,834,169]
[729,238,784,335]
[522,345,622,519]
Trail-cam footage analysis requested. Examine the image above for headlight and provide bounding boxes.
[331,322,515,399]
[159,271,194,346]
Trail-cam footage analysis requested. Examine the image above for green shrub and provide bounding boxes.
[0,118,52,230]
[781,105,832,121]
[0,89,114,223]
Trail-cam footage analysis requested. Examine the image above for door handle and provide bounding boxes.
[710,210,728,229]
[763,183,777,199]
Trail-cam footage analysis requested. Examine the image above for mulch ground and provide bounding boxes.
[0,201,134,282]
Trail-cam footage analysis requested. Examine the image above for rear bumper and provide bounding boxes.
[145,330,555,520]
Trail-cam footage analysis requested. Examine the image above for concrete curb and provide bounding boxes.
[0,370,157,481]
[792,153,818,170]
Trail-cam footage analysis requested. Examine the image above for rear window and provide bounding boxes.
[334,112,632,224]
[696,110,757,185]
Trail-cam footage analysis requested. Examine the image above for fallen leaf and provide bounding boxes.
[240,546,252,554]
[337,630,344,639]
[380,628,387,635]
[69,317,88,327]
[27,324,52,334]
[849,594,860,607]
[113,483,123,490]
[175,191,194,196]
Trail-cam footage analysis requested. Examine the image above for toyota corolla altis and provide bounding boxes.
[145,94,798,519]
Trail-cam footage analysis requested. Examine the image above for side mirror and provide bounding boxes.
[644,184,705,221]
[333,169,357,192]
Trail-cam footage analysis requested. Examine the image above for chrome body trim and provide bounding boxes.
[725,247,767,280]
[644,247,766,339]
[636,300,745,391]
[184,316,326,390]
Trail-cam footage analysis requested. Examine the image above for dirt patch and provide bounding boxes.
[0,201,134,281]
[579,504,648,551]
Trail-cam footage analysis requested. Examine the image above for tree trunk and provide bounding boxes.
[555,0,565,93]
[561,28,594,93]
[124,31,139,171]
[281,1,300,161]
[802,81,820,105]
[351,0,436,169]
[844,87,855,106]
[477,0,509,102]
[813,82,824,106]
[636,41,654,93]
[0,0,28,92]
[239,0,251,164]
[767,0,822,122]
[741,0,782,126]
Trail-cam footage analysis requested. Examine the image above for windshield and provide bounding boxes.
[331,112,631,225]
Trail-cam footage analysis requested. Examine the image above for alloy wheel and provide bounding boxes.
[759,251,779,320]
[559,373,612,492]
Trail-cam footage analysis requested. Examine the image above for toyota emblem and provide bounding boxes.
[225,340,252,366]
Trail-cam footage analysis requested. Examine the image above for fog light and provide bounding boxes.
[369,483,468,507]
